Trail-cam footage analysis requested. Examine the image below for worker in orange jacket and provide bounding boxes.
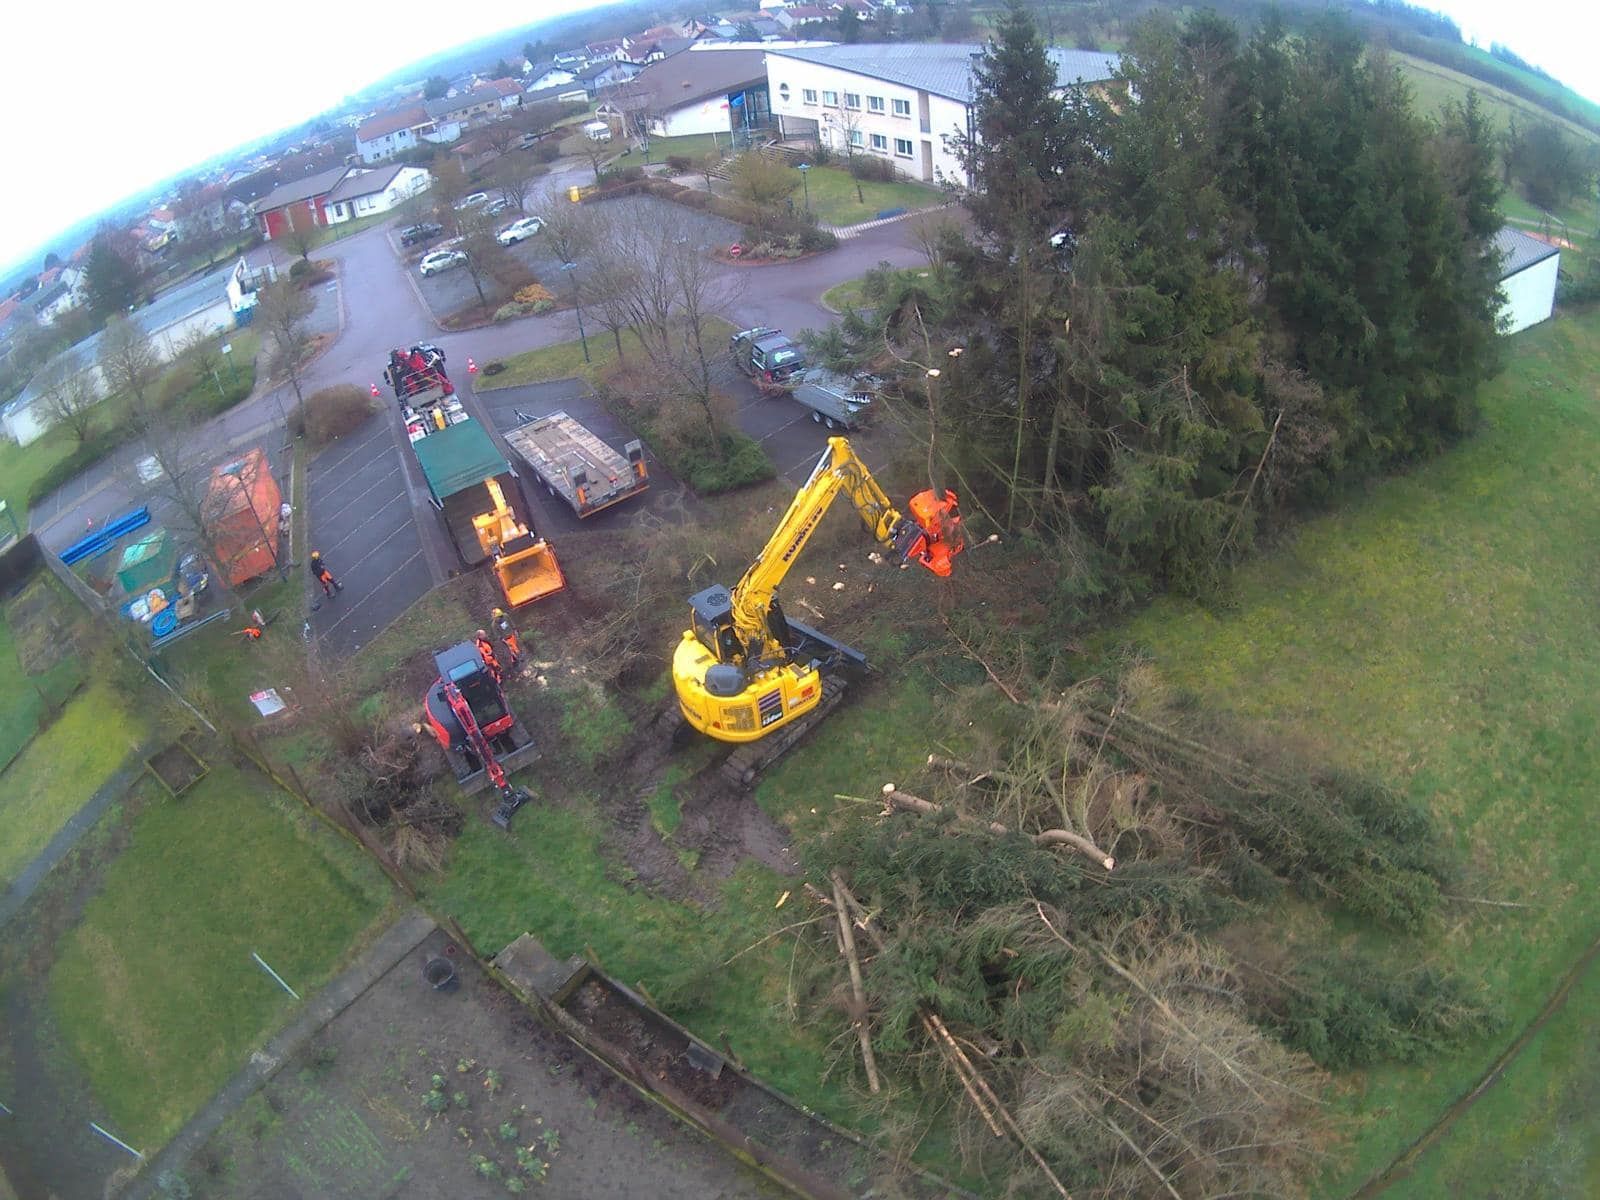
[491,607,522,669]
[474,629,503,683]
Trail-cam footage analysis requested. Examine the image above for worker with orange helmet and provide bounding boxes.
[474,628,503,682]
[309,550,343,597]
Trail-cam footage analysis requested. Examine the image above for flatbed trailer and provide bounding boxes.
[504,410,649,518]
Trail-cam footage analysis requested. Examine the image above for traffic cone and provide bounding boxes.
[369,382,380,397]
[467,357,478,375]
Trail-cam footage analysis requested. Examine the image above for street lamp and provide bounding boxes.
[797,162,810,212]
[561,262,591,364]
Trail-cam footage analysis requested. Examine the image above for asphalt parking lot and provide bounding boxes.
[304,405,440,658]
[413,195,742,323]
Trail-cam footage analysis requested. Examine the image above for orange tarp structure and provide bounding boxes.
[202,448,282,587]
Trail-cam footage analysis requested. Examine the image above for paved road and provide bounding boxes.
[31,160,941,658]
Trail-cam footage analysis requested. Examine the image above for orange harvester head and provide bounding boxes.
[906,488,964,577]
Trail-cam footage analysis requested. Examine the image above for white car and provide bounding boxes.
[454,192,490,211]
[496,217,544,245]
[419,249,468,276]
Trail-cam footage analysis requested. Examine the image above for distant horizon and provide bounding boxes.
[2,0,1595,281]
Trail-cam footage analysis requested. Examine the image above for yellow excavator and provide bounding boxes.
[672,437,963,785]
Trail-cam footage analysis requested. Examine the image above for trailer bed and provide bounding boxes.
[504,410,648,518]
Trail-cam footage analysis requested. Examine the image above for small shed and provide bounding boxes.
[1494,226,1561,335]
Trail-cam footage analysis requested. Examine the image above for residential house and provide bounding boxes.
[585,39,625,61]
[574,57,642,97]
[774,6,833,30]
[355,103,462,164]
[525,61,576,91]
[765,43,1119,184]
[2,263,242,446]
[1494,226,1560,334]
[607,45,772,138]
[324,165,432,225]
[251,164,351,239]
[552,49,586,69]
[434,80,523,129]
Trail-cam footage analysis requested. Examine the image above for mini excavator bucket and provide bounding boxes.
[904,488,964,577]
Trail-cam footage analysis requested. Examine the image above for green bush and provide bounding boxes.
[597,164,645,187]
[665,154,693,173]
[680,431,775,494]
[493,302,534,322]
[304,384,375,446]
[288,259,311,280]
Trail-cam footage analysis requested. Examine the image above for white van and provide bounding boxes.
[582,121,613,143]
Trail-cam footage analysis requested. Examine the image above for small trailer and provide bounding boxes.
[787,368,875,431]
[503,410,649,519]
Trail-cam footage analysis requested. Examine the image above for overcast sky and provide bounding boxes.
[3,0,1596,274]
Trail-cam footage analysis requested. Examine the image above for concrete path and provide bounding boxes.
[118,908,438,1200]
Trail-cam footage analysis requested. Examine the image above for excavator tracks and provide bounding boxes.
[719,672,850,788]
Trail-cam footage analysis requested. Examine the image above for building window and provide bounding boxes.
[844,91,861,109]
[894,137,913,158]
[821,89,838,106]
[870,133,887,151]
[867,95,885,113]
[892,98,911,117]
[849,129,864,147]
[779,82,791,101]
[803,87,817,105]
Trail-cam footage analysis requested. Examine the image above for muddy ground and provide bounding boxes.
[172,929,780,1200]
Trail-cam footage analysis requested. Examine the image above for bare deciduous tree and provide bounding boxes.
[256,280,315,429]
[98,316,159,412]
[456,208,517,311]
[34,356,100,445]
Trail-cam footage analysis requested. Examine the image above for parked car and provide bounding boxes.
[454,192,490,211]
[419,249,468,276]
[496,217,545,245]
[399,221,445,247]
[485,198,515,217]
[730,326,807,389]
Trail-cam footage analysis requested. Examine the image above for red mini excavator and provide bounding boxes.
[423,641,538,829]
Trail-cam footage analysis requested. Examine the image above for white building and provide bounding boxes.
[765,43,1119,184]
[2,264,241,446]
[324,165,432,225]
[1494,226,1560,335]
[355,103,462,164]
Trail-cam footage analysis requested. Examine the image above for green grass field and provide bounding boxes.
[0,609,81,774]
[1397,52,1600,147]
[0,679,143,887]
[426,800,856,1127]
[1097,307,1600,1194]
[795,164,944,227]
[48,761,392,1148]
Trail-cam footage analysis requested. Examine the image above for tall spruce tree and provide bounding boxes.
[83,234,140,320]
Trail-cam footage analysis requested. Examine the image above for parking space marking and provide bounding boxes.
[759,413,809,443]
[341,519,420,579]
[309,462,403,521]
[318,498,413,561]
[310,424,393,479]
[317,548,424,639]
